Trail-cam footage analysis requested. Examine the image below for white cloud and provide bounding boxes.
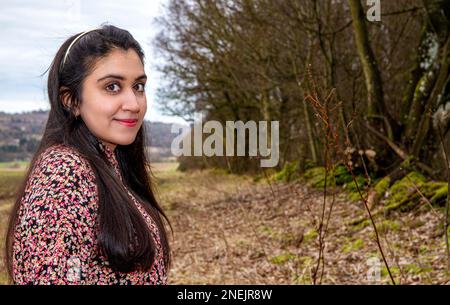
[0,98,49,114]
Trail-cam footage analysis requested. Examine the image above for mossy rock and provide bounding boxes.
[420,181,448,205]
[343,175,368,202]
[384,172,449,213]
[333,165,354,185]
[374,176,391,195]
[304,165,356,189]
[273,161,299,182]
[303,167,329,188]
[384,171,426,212]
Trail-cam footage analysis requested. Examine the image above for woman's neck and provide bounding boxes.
[99,139,116,152]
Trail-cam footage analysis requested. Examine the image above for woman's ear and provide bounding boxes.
[59,86,80,116]
[59,86,71,109]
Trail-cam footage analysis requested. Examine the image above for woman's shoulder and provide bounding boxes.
[21,143,98,211]
[27,143,97,192]
[35,143,94,175]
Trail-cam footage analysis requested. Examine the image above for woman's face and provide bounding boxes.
[75,48,147,150]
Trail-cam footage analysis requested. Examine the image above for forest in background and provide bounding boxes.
[155,0,450,179]
[153,0,450,284]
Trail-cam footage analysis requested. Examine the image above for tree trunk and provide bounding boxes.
[348,0,385,118]
[412,34,450,157]
[410,0,450,157]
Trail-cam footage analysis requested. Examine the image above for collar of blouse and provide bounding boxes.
[97,140,122,178]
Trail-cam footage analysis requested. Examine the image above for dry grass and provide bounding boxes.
[0,164,448,284]
[156,167,449,284]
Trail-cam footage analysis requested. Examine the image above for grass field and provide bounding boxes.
[0,165,25,284]
[0,161,29,170]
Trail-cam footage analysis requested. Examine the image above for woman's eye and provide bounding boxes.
[106,83,120,93]
[135,83,146,92]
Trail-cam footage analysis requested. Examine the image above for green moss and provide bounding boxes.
[343,175,368,202]
[258,225,300,246]
[350,219,372,231]
[333,165,353,185]
[303,167,329,188]
[292,256,315,284]
[418,245,429,254]
[430,186,447,204]
[270,252,297,265]
[399,155,414,168]
[381,266,401,278]
[347,216,367,226]
[304,228,318,242]
[384,172,449,213]
[384,171,426,212]
[341,238,364,253]
[374,176,391,195]
[377,220,402,234]
[304,160,316,170]
[419,181,448,206]
[298,256,313,265]
[303,164,356,189]
[273,161,299,182]
[420,181,446,196]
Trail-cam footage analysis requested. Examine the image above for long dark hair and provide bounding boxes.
[4,24,172,280]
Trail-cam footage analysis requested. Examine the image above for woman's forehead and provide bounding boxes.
[89,49,145,80]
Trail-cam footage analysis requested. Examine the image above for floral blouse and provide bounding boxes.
[12,140,168,285]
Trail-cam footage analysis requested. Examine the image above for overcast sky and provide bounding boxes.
[0,0,186,124]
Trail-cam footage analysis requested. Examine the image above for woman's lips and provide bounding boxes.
[115,119,138,127]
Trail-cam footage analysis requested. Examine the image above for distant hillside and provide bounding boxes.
[0,110,184,162]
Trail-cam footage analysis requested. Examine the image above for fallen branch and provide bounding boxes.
[365,122,436,178]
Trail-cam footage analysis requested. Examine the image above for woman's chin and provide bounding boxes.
[112,136,137,146]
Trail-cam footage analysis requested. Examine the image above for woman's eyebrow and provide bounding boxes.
[97,74,147,82]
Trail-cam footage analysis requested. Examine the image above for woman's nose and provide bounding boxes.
[122,88,141,112]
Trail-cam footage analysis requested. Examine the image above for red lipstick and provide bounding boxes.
[115,119,138,127]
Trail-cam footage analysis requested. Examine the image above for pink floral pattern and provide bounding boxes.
[12,141,168,285]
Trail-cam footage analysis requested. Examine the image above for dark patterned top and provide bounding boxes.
[12,141,168,285]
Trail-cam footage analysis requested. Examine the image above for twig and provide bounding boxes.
[304,66,396,284]
[347,167,396,284]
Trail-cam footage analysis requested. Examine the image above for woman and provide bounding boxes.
[4,25,171,284]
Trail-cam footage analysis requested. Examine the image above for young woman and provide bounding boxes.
[4,25,171,284]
